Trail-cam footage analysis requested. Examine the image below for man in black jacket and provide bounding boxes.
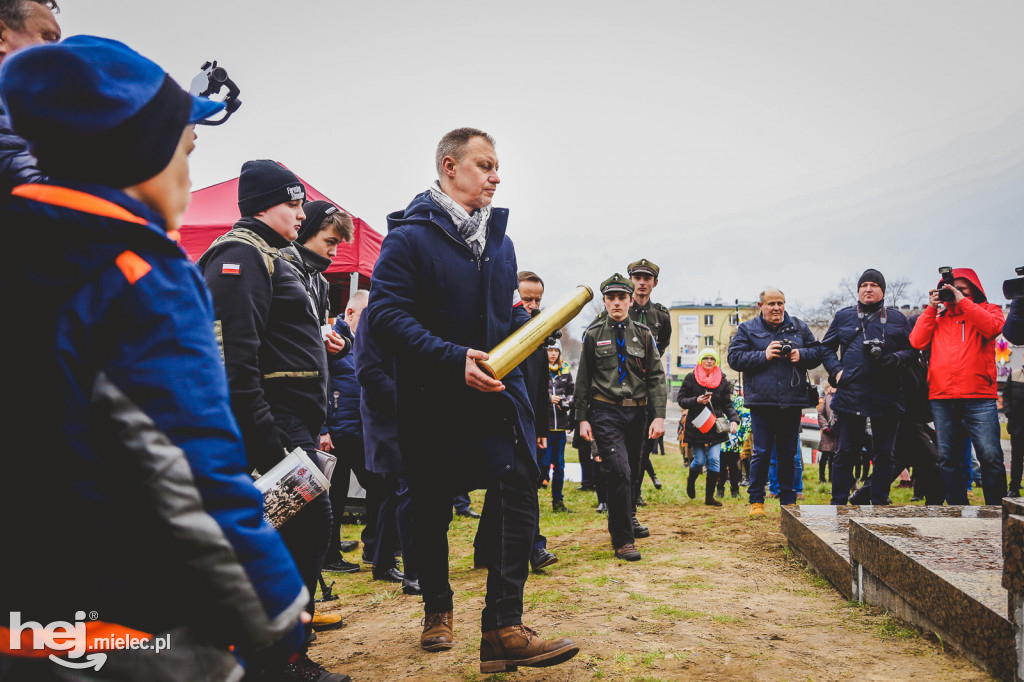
[0,0,60,192]
[199,160,349,682]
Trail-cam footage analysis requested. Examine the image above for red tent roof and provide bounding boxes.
[180,172,382,281]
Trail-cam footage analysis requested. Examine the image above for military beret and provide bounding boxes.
[600,273,634,296]
[627,259,660,278]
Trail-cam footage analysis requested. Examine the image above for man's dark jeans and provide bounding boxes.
[329,431,381,561]
[748,407,802,505]
[932,398,1006,504]
[543,430,568,503]
[376,473,417,579]
[832,413,899,505]
[409,441,538,632]
[589,403,645,548]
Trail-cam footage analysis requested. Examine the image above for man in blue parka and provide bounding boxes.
[728,288,823,516]
[365,128,578,673]
[820,269,917,506]
[0,36,307,680]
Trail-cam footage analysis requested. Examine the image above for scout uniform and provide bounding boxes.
[574,274,666,560]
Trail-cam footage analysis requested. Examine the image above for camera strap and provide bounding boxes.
[857,305,886,344]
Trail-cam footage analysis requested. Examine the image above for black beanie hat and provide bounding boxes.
[858,268,886,293]
[297,200,340,243]
[237,160,305,216]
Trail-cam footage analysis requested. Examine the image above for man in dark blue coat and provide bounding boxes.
[0,0,60,192]
[365,128,578,673]
[821,269,917,506]
[727,288,823,515]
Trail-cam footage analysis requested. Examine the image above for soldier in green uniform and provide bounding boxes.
[575,274,667,561]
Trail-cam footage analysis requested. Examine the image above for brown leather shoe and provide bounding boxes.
[480,624,579,673]
[614,543,641,561]
[421,611,454,652]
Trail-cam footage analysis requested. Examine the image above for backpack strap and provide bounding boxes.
[206,227,279,275]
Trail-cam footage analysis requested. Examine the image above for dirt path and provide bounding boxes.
[308,492,990,681]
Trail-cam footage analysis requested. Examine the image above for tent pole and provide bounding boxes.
[349,271,360,297]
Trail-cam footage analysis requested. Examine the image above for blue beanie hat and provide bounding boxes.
[0,35,225,187]
[237,160,305,217]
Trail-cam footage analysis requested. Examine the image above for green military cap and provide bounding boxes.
[627,258,660,278]
[600,273,634,295]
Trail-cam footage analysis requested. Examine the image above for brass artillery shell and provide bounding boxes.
[477,285,594,380]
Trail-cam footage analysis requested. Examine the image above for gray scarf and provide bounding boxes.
[429,180,490,258]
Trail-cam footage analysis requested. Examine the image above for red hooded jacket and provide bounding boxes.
[909,268,1004,399]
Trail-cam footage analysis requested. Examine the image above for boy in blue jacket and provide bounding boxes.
[0,37,314,680]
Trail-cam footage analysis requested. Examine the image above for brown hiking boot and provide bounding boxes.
[421,611,454,652]
[480,624,579,673]
[614,543,641,561]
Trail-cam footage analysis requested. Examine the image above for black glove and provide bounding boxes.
[878,353,899,369]
[541,329,562,349]
[247,423,291,474]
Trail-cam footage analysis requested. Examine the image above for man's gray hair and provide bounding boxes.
[0,0,59,29]
[346,289,369,312]
[758,287,785,304]
[435,127,495,178]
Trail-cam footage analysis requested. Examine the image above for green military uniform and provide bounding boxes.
[574,274,666,560]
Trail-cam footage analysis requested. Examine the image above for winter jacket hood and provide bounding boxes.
[937,268,988,303]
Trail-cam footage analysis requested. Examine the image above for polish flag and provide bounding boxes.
[692,407,716,434]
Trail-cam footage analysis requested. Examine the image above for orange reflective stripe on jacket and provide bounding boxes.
[11,184,148,226]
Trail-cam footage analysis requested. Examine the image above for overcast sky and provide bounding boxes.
[60,1,1022,314]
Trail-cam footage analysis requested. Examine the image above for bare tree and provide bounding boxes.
[885,277,913,308]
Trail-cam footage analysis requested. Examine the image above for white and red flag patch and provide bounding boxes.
[596,340,612,346]
[692,407,716,434]
[221,263,241,276]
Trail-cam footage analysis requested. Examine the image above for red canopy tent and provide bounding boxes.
[180,170,383,314]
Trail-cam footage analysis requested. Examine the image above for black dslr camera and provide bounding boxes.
[863,338,885,360]
[937,266,956,302]
[779,339,793,358]
[1004,266,1024,300]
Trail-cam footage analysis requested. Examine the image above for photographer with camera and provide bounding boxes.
[727,288,823,517]
[910,267,1006,505]
[821,269,916,506]
[1003,266,1024,345]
